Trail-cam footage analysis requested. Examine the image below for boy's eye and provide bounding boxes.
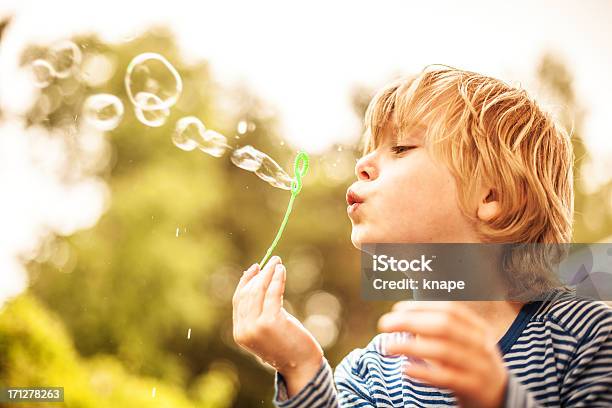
[390,145,417,154]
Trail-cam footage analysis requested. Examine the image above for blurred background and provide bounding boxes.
[0,1,611,407]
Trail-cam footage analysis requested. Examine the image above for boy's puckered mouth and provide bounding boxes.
[346,187,364,206]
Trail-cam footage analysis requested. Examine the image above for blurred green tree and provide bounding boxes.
[15,27,373,407]
[536,54,612,242]
[5,21,606,408]
[0,294,236,407]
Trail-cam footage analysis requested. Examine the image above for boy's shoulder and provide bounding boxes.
[531,288,612,342]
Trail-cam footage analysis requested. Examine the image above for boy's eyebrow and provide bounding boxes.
[396,123,427,143]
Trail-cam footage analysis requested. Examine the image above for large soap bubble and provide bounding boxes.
[125,53,182,111]
[82,93,124,131]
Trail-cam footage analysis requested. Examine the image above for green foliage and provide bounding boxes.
[0,294,219,408]
[18,28,367,407]
[537,54,612,242]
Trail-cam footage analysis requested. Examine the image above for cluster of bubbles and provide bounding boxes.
[29,40,82,88]
[172,117,293,190]
[83,52,180,131]
[27,40,296,191]
[172,116,229,158]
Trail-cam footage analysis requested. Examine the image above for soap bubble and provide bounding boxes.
[230,144,292,190]
[134,92,170,127]
[231,145,264,171]
[30,59,55,87]
[125,53,182,111]
[82,93,124,131]
[172,116,205,151]
[237,120,248,135]
[199,130,229,157]
[172,116,229,156]
[236,119,256,135]
[256,156,293,190]
[48,40,82,78]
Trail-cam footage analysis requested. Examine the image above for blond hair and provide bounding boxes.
[364,66,574,245]
[363,67,576,298]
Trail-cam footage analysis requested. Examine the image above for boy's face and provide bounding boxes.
[346,121,479,247]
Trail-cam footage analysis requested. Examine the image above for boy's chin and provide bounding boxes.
[350,228,373,250]
[350,230,362,250]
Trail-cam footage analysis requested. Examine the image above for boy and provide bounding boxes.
[232,67,612,407]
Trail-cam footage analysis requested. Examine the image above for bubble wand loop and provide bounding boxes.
[259,151,309,267]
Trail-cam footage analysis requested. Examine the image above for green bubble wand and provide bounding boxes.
[259,151,309,267]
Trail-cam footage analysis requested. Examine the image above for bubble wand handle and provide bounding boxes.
[259,151,309,267]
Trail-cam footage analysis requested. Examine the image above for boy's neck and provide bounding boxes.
[460,301,525,343]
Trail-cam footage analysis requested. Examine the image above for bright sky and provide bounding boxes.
[1,0,611,304]
[2,0,612,154]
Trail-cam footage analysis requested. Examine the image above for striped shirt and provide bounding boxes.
[273,289,612,407]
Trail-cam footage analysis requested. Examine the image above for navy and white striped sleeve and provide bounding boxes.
[273,357,339,408]
[504,302,612,408]
[503,371,542,407]
[273,350,377,408]
[561,304,612,406]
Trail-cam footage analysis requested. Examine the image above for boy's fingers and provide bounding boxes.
[378,311,481,350]
[242,255,280,293]
[233,263,260,308]
[262,263,286,317]
[234,263,260,322]
[246,256,282,319]
[236,263,260,293]
[402,363,474,396]
[385,335,479,372]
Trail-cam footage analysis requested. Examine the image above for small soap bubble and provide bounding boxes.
[172,116,207,151]
[187,328,191,340]
[237,119,256,135]
[199,129,229,158]
[125,53,182,111]
[255,155,293,190]
[82,93,124,131]
[49,40,82,78]
[237,120,248,135]
[231,145,264,171]
[134,92,170,127]
[30,59,55,88]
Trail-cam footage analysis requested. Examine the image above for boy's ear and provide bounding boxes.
[477,188,500,222]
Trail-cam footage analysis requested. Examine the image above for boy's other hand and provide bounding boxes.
[232,256,324,398]
[378,301,507,408]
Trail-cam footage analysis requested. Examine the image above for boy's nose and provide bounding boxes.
[355,153,377,181]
